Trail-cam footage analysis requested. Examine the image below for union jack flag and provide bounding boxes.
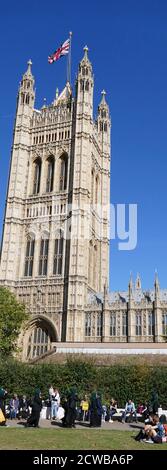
[48,38,70,64]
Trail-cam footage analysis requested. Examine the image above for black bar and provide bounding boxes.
[0,450,166,467]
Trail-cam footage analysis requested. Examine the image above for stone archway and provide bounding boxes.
[24,316,58,361]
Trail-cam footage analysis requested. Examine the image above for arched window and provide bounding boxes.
[85,80,89,91]
[80,79,84,91]
[110,313,116,336]
[27,326,52,358]
[85,313,91,337]
[95,176,99,204]
[91,169,94,205]
[33,158,41,195]
[24,238,35,276]
[53,230,64,275]
[88,240,93,285]
[39,238,49,276]
[59,155,68,191]
[136,312,142,336]
[101,109,106,118]
[104,122,107,132]
[25,94,30,105]
[97,313,102,337]
[46,156,54,192]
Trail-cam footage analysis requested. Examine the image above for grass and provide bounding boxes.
[0,429,167,450]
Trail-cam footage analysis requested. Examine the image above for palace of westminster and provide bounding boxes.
[0,47,167,360]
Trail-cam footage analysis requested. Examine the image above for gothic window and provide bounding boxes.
[85,80,89,91]
[53,231,64,275]
[59,155,68,191]
[24,239,35,276]
[101,110,106,118]
[100,121,103,132]
[27,326,51,359]
[25,94,30,105]
[95,176,99,204]
[148,312,154,335]
[136,313,142,336]
[122,313,127,336]
[162,313,167,335]
[21,93,25,104]
[80,79,84,91]
[85,313,91,336]
[88,240,93,285]
[46,157,54,193]
[91,169,94,205]
[39,239,49,276]
[110,313,116,336]
[97,312,102,337]
[33,158,41,195]
[104,122,107,132]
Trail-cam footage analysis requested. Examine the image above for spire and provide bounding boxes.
[154,270,160,297]
[79,45,92,71]
[18,59,35,109]
[128,272,133,299]
[135,273,141,289]
[83,45,89,60]
[104,278,109,296]
[23,59,33,78]
[100,90,107,104]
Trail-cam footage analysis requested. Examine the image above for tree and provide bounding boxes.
[0,287,28,357]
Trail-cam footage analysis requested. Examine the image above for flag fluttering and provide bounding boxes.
[48,38,70,64]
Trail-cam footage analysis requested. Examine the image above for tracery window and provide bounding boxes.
[136,313,142,336]
[110,313,116,336]
[39,239,49,276]
[27,326,51,358]
[46,156,54,192]
[53,231,64,275]
[33,158,41,195]
[24,239,35,277]
[85,313,91,336]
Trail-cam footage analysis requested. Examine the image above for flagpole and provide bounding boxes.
[67,31,72,84]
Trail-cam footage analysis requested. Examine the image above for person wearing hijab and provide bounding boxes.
[26,388,42,428]
[90,392,103,427]
[63,388,78,428]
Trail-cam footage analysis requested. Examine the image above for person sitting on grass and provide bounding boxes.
[144,415,166,443]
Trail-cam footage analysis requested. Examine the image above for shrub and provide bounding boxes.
[0,358,167,407]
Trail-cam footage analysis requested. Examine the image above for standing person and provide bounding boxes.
[26,389,42,428]
[90,392,103,427]
[9,394,19,419]
[0,387,7,425]
[63,388,78,428]
[51,388,60,420]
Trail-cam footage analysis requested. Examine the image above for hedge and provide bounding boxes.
[0,358,167,407]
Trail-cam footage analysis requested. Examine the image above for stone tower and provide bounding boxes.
[0,48,111,359]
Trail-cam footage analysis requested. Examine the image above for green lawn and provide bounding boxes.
[0,429,167,450]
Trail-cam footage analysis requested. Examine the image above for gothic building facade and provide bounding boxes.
[0,47,167,361]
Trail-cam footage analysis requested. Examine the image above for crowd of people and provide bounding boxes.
[0,385,167,443]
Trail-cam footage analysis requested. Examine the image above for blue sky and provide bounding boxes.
[0,0,167,292]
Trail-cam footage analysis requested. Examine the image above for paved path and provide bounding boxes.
[5,418,144,431]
